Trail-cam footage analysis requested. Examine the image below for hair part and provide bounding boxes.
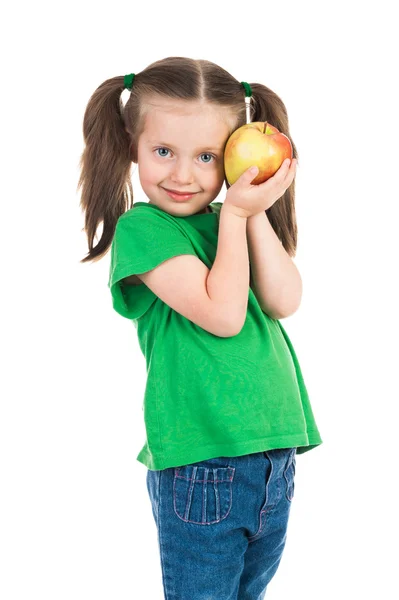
[77,56,299,263]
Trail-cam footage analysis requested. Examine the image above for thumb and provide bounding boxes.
[239,165,258,184]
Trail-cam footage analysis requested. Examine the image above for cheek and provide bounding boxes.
[137,169,155,194]
[138,160,160,187]
[210,164,225,187]
[137,148,155,176]
[139,154,168,181]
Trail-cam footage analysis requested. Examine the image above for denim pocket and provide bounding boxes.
[173,463,235,525]
[284,448,296,502]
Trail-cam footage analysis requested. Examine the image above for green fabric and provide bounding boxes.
[123,73,135,90]
[240,81,252,97]
[108,201,323,470]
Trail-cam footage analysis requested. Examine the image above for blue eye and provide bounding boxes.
[156,148,169,157]
[200,153,214,163]
[154,148,215,163]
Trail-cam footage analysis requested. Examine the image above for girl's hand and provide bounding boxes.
[224,158,298,219]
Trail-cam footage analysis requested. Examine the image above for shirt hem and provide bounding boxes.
[137,431,323,471]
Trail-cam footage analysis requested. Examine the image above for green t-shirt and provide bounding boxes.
[108,201,323,470]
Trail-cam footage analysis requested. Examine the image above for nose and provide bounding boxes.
[170,159,195,186]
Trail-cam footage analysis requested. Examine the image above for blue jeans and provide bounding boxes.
[146,447,296,599]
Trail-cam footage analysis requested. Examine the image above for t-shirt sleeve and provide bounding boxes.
[108,208,198,320]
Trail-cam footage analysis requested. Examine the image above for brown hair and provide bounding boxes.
[77,56,299,263]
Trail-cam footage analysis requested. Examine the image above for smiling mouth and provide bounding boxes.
[163,188,199,195]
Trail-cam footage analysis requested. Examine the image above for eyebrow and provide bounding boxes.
[147,140,224,152]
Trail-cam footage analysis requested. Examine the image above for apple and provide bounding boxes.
[224,122,293,186]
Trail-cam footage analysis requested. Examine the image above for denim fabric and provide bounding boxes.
[146,447,296,599]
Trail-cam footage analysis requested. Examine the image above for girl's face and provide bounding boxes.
[136,98,236,216]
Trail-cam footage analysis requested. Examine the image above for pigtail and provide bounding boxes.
[77,76,133,263]
[247,83,299,258]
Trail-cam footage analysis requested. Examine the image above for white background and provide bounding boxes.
[1,0,398,598]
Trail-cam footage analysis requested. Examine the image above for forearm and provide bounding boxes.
[207,203,249,333]
[247,211,302,319]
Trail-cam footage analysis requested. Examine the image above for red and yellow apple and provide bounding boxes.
[224,122,293,186]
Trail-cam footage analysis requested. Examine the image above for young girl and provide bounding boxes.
[78,56,323,599]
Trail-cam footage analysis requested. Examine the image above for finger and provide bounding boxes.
[281,158,298,181]
[239,165,259,185]
[281,158,292,172]
[288,158,298,177]
[268,159,291,182]
[285,160,298,187]
[261,159,291,186]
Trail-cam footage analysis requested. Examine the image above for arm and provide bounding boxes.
[206,203,250,334]
[246,211,302,320]
[133,202,250,338]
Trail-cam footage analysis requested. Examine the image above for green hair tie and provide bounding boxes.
[124,73,136,91]
[240,82,253,123]
[240,81,252,97]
